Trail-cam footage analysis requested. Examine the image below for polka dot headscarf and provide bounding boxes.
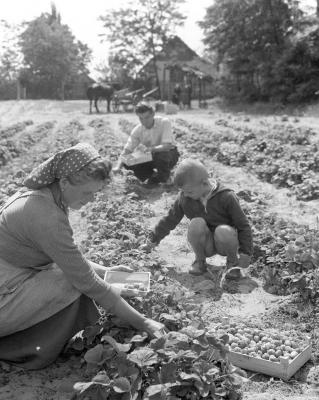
[24,142,101,189]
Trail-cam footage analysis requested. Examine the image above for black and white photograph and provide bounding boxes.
[0,0,319,399]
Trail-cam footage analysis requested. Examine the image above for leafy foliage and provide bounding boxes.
[19,4,92,99]
[0,20,22,81]
[199,0,319,103]
[174,117,319,201]
[65,319,244,400]
[199,0,292,100]
[0,20,23,99]
[99,0,186,93]
[200,0,291,64]
[171,116,319,306]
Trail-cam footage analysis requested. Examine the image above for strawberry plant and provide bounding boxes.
[174,118,319,201]
[0,120,33,139]
[64,318,245,400]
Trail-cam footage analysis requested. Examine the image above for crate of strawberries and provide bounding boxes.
[213,321,311,381]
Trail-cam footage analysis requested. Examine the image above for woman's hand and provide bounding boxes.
[113,161,123,173]
[109,265,133,273]
[110,285,141,298]
[142,318,167,338]
[120,287,144,298]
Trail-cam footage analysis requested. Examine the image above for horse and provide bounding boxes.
[87,83,118,113]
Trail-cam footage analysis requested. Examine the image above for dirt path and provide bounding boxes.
[0,100,318,400]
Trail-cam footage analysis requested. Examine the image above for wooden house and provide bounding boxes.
[138,36,216,104]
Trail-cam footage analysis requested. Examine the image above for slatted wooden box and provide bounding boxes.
[228,340,312,381]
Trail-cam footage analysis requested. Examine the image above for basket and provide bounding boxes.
[104,270,151,294]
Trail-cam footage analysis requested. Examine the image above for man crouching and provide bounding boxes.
[115,102,180,185]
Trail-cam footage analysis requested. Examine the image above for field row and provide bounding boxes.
[0,119,88,204]
[0,116,317,398]
[1,116,318,304]
[67,118,244,400]
[175,117,319,201]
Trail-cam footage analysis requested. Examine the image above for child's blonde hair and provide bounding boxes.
[173,159,209,187]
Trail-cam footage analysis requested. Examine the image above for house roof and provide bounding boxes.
[78,72,96,83]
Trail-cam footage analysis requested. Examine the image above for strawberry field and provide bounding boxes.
[0,100,319,400]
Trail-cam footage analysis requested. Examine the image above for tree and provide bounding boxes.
[19,3,92,99]
[0,20,22,81]
[199,0,293,100]
[0,20,23,99]
[94,53,134,88]
[199,0,319,103]
[99,0,186,99]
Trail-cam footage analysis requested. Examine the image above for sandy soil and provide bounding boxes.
[0,99,318,400]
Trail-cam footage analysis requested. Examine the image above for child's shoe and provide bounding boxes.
[189,259,208,275]
[220,260,243,293]
[221,265,258,294]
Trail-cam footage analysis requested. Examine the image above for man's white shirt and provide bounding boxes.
[124,116,175,153]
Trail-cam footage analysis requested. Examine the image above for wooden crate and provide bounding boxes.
[229,341,312,381]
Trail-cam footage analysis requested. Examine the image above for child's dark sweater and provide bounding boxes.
[151,183,253,255]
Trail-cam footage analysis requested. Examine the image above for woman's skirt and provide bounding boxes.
[0,260,81,337]
[0,294,100,369]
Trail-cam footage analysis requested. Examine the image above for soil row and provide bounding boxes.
[174,117,319,201]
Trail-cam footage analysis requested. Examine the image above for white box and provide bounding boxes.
[122,152,153,166]
[104,271,151,294]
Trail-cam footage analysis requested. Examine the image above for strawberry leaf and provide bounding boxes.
[127,348,158,367]
[112,377,131,393]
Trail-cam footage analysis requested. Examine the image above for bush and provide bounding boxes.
[0,80,16,100]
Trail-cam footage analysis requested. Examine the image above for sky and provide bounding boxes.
[0,0,317,78]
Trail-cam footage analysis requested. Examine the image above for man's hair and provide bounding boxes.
[174,159,209,187]
[135,102,154,114]
[68,158,112,185]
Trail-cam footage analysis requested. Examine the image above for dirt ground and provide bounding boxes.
[0,99,318,400]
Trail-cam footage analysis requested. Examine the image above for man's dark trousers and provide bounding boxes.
[124,147,180,182]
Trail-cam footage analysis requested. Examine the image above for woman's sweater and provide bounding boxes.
[0,187,118,310]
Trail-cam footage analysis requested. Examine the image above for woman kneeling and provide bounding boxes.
[0,142,163,369]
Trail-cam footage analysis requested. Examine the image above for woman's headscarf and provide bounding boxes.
[24,142,100,190]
